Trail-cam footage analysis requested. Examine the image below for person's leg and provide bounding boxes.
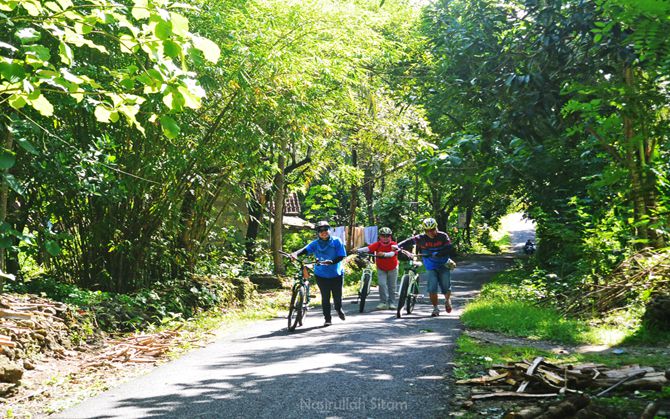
[386,268,398,306]
[437,267,453,313]
[377,269,389,309]
[332,274,345,320]
[316,276,332,324]
[425,270,440,316]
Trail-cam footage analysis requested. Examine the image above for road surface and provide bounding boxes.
[56,255,514,419]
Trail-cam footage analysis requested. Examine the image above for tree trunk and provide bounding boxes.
[271,142,287,275]
[622,65,662,247]
[0,125,13,277]
[465,206,474,245]
[245,194,263,262]
[347,148,358,252]
[363,167,374,225]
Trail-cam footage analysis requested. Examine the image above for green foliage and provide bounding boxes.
[0,0,218,130]
[303,184,340,222]
[4,271,255,332]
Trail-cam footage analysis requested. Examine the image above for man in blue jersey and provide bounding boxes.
[291,221,347,327]
[394,218,456,317]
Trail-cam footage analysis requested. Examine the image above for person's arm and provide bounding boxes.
[393,236,415,251]
[290,246,308,259]
[290,242,313,259]
[431,243,454,258]
[383,241,399,258]
[331,238,347,264]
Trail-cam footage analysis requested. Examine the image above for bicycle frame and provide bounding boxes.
[353,253,375,313]
[396,251,422,318]
[279,251,317,331]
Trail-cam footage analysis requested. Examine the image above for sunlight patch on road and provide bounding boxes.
[216,352,362,379]
[416,375,443,380]
[369,373,394,380]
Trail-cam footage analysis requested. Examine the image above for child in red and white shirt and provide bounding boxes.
[356,227,398,309]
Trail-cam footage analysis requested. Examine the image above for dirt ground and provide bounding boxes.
[2,340,162,417]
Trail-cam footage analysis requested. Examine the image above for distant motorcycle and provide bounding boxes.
[523,240,535,255]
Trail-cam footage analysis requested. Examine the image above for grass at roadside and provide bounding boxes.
[460,268,670,346]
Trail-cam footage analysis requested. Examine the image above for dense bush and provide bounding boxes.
[4,274,256,332]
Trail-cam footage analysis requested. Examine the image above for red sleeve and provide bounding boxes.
[368,242,380,252]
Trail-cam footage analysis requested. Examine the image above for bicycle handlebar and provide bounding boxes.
[278,250,332,266]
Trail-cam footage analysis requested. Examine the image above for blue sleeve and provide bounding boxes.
[334,238,346,257]
[305,240,316,254]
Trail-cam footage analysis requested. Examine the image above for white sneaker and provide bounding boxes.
[376,303,388,310]
[431,307,440,317]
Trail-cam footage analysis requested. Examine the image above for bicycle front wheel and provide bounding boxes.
[288,284,305,331]
[406,276,418,314]
[396,274,410,318]
[359,273,371,313]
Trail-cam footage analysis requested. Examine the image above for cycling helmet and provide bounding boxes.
[378,227,392,236]
[421,217,438,230]
[314,220,330,232]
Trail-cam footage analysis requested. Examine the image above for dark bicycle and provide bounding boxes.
[396,249,422,318]
[352,253,376,313]
[279,251,331,331]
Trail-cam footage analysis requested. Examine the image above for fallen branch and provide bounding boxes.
[472,391,558,400]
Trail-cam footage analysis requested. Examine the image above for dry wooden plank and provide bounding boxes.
[516,356,544,393]
[537,367,565,386]
[595,371,647,397]
[601,366,655,379]
[525,357,544,376]
[127,357,157,363]
[0,309,32,319]
[472,391,558,400]
[456,371,509,385]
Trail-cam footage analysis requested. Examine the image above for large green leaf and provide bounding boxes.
[16,137,37,154]
[0,62,25,82]
[0,149,16,169]
[4,173,24,195]
[159,115,180,139]
[15,27,41,43]
[45,240,61,256]
[191,36,221,63]
[155,20,172,40]
[28,93,54,116]
[94,105,112,123]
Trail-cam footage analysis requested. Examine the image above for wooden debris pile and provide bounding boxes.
[457,356,669,399]
[84,328,181,367]
[0,294,80,396]
[457,356,670,417]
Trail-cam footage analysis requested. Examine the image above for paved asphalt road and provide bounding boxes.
[55,254,516,419]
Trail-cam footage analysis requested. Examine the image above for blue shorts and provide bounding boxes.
[424,266,451,294]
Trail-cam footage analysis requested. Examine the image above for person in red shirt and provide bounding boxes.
[356,227,399,310]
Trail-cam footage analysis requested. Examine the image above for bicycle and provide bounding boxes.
[396,249,422,319]
[279,251,324,331]
[351,253,375,313]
